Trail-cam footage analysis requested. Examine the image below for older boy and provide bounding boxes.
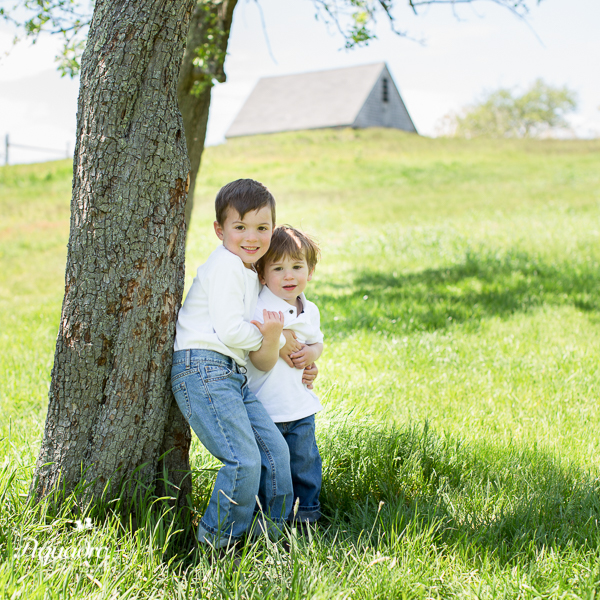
[246,226,325,524]
[171,179,293,549]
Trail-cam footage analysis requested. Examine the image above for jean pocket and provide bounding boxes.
[202,363,233,381]
[171,362,195,384]
[172,380,192,420]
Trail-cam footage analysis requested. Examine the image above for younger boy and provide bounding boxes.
[171,179,293,549]
[246,226,324,524]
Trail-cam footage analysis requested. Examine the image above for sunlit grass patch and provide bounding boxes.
[1,132,599,597]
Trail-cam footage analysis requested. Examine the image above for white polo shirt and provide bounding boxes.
[246,286,324,423]
[174,245,268,366]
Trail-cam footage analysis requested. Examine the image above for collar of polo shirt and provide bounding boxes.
[260,285,306,318]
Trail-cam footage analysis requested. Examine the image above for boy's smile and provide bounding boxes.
[214,206,273,268]
[260,255,313,305]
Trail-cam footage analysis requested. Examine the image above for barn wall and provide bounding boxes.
[353,67,417,133]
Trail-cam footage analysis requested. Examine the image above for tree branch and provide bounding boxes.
[310,0,542,49]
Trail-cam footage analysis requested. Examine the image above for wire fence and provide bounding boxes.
[1,134,70,165]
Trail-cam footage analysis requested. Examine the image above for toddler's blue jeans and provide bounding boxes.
[171,349,293,548]
[276,414,322,523]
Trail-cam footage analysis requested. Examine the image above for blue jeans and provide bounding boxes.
[171,349,293,547]
[276,414,322,523]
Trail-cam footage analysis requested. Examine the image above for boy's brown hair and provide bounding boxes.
[256,225,320,278]
[215,178,276,225]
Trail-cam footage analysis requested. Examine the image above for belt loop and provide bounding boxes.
[185,349,191,369]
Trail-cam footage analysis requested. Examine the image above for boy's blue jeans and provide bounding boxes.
[276,414,322,523]
[171,349,293,548]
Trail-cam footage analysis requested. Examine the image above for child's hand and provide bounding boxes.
[279,330,303,367]
[302,363,318,389]
[291,342,323,370]
[289,345,315,370]
[251,310,284,341]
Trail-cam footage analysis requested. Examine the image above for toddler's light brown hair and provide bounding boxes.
[256,225,320,278]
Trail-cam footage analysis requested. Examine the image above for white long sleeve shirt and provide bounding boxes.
[174,245,267,366]
[246,286,324,422]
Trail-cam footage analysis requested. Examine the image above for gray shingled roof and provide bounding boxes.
[226,63,395,138]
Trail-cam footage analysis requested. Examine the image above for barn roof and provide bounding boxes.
[226,62,406,138]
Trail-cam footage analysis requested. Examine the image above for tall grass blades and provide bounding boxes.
[1,131,599,598]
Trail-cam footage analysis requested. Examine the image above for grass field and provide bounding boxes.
[1,129,600,598]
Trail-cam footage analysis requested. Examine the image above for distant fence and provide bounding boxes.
[2,134,70,165]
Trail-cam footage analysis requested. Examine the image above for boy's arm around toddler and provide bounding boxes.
[249,310,285,372]
[205,250,263,351]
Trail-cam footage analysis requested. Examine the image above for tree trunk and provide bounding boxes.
[178,0,237,229]
[32,0,196,504]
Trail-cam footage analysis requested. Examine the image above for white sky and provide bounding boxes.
[0,0,598,164]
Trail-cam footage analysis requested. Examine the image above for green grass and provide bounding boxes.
[1,129,600,598]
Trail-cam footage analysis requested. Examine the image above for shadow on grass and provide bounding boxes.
[319,418,600,562]
[318,248,600,338]
[7,418,595,583]
[182,414,600,566]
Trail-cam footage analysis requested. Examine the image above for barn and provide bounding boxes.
[225,62,417,138]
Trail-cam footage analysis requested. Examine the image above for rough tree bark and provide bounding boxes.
[178,0,237,229]
[32,0,197,504]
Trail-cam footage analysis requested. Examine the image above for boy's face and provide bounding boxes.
[260,253,313,305]
[214,206,273,269]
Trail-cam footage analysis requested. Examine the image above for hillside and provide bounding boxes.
[1,129,600,597]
